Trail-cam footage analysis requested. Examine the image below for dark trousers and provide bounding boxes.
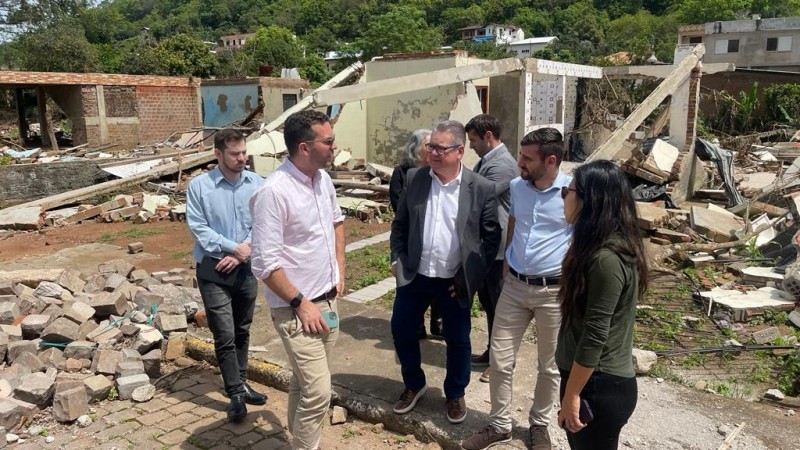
[197,267,258,397]
[391,274,472,400]
[559,370,638,450]
[476,259,504,351]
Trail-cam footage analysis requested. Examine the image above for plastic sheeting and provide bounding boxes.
[695,138,744,208]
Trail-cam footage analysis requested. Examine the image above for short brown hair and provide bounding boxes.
[520,128,564,165]
[214,129,245,153]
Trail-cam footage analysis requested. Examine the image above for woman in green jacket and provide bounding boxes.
[556,160,648,450]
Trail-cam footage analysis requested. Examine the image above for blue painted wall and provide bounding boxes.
[201,85,259,127]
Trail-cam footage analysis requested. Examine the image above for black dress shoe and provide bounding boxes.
[243,383,268,405]
[417,324,427,340]
[228,394,247,423]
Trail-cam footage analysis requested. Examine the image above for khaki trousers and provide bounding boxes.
[488,274,561,432]
[271,299,339,450]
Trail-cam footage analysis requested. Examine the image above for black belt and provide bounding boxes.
[509,267,561,286]
[311,286,337,303]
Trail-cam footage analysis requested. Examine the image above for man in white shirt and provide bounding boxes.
[250,110,345,450]
[390,120,501,425]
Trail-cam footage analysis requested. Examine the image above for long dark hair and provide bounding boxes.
[559,160,648,328]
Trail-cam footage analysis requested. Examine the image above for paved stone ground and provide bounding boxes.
[11,368,289,450]
[344,231,390,253]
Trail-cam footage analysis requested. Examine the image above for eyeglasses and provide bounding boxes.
[561,186,579,199]
[305,137,336,148]
[425,143,461,155]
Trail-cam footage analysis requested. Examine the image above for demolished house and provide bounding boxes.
[0,43,799,423]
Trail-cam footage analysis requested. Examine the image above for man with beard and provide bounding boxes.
[187,128,267,423]
[250,110,345,450]
[462,127,572,450]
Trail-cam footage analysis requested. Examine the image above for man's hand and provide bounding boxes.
[296,300,330,334]
[232,242,251,263]
[503,261,509,277]
[448,285,457,298]
[215,256,241,273]
[336,275,345,297]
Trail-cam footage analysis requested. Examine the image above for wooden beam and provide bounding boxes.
[313,58,526,106]
[4,151,216,212]
[603,62,734,80]
[587,45,706,162]
[332,179,389,193]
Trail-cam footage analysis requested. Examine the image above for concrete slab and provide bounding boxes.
[635,202,669,230]
[0,206,42,230]
[0,243,158,274]
[690,206,745,243]
[741,266,784,284]
[698,287,795,321]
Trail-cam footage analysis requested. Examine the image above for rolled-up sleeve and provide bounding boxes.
[186,179,238,255]
[573,251,625,368]
[327,177,344,224]
[249,186,286,280]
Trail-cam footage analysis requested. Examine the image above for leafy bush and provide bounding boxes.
[763,83,800,127]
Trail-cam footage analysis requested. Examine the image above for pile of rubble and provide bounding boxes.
[0,259,204,428]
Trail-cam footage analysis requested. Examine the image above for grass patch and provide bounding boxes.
[345,242,391,291]
[99,233,115,244]
[170,250,191,260]
[366,289,395,310]
[116,227,163,239]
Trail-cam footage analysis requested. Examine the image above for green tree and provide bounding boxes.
[79,5,135,44]
[605,11,679,63]
[158,33,217,77]
[452,40,515,60]
[482,0,524,24]
[553,0,610,47]
[593,0,642,19]
[751,0,800,17]
[677,0,751,24]
[299,53,334,87]
[355,5,442,60]
[13,18,98,72]
[440,5,486,41]
[239,25,304,74]
[512,8,553,37]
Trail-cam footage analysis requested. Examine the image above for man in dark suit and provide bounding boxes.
[390,120,501,424]
[465,114,519,383]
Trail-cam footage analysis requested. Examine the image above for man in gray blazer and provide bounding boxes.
[465,114,519,383]
[390,120,501,425]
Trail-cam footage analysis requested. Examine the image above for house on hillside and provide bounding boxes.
[457,24,525,46]
[218,33,256,50]
[678,16,800,72]
[508,37,558,57]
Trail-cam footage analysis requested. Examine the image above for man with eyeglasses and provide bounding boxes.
[250,110,344,450]
[390,120,501,424]
[462,127,572,450]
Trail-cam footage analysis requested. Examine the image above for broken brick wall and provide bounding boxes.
[136,85,201,145]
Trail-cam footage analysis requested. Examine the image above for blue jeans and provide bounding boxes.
[559,370,638,450]
[391,274,472,400]
[197,265,258,397]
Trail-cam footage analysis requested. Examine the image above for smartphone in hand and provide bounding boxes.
[579,398,594,424]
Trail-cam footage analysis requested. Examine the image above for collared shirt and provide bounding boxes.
[506,171,573,277]
[186,167,262,263]
[419,165,463,278]
[250,159,344,308]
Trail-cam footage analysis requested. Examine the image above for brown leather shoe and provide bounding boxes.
[445,397,467,424]
[461,425,511,449]
[393,385,428,414]
[529,424,552,450]
[471,349,490,367]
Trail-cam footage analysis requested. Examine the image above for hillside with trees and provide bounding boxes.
[1,0,799,85]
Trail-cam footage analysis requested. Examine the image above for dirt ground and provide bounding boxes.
[0,217,390,273]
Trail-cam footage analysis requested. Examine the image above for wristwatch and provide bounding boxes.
[289,292,304,308]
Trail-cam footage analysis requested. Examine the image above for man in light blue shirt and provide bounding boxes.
[463,128,572,450]
[186,129,265,423]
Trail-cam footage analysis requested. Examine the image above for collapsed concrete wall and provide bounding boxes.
[0,161,109,208]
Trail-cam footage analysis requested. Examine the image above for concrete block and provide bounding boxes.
[86,325,122,344]
[65,358,83,372]
[0,325,21,342]
[14,352,45,372]
[138,277,161,289]
[105,259,135,278]
[104,273,127,292]
[155,314,187,333]
[90,349,123,376]
[151,271,169,282]
[141,349,161,378]
[160,275,185,285]
[116,374,150,400]
[40,304,64,319]
[121,348,142,362]
[753,326,780,344]
[127,242,144,254]
[164,332,186,360]
[88,291,127,317]
[129,269,150,283]
[55,269,85,294]
[133,291,164,309]
[82,274,105,294]
[34,281,65,299]
[0,206,42,231]
[0,332,6,362]
[789,308,800,329]
[77,320,98,341]
[17,295,45,315]
[699,287,795,322]
[0,399,19,429]
[20,314,51,339]
[40,317,81,343]
[0,379,12,399]
[6,340,37,363]
[0,282,13,296]
[115,360,145,378]
[690,206,745,243]
[63,302,95,324]
[134,325,163,354]
[12,283,35,297]
[0,303,19,325]
[13,372,54,407]
[52,386,89,422]
[635,202,669,230]
[83,375,113,403]
[37,347,65,369]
